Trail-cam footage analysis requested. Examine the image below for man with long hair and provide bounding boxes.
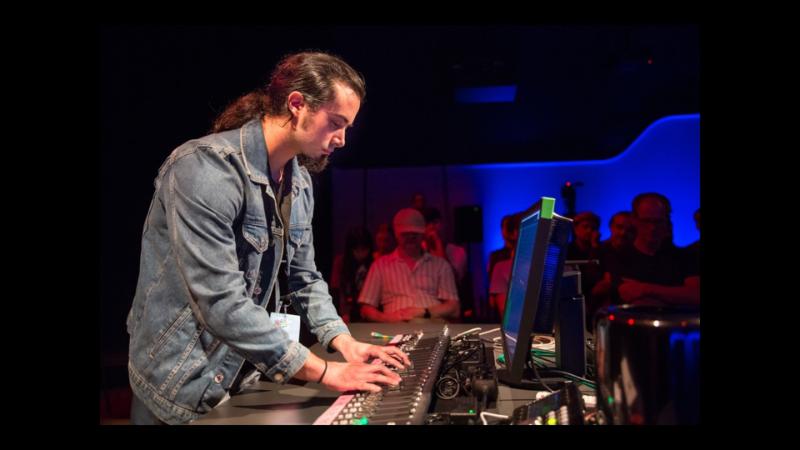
[127,51,409,424]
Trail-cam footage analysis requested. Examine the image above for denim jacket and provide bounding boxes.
[126,119,349,424]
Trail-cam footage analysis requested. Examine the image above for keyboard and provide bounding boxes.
[314,327,450,425]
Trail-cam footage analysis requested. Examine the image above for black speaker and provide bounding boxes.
[595,305,700,424]
[454,205,483,243]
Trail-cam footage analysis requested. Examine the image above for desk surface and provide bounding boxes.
[192,322,581,425]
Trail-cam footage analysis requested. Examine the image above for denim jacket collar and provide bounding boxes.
[239,119,309,192]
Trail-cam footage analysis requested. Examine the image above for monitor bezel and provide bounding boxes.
[501,198,557,384]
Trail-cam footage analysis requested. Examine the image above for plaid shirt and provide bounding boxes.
[358,249,458,313]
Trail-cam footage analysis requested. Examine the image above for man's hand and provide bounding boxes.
[322,361,402,393]
[618,278,663,305]
[591,272,613,297]
[620,276,700,306]
[397,307,426,321]
[331,334,411,369]
[385,307,425,322]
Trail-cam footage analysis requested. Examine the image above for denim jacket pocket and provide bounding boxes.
[288,224,312,247]
[148,305,193,359]
[242,222,270,253]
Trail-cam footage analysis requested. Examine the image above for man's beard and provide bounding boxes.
[296,115,330,174]
[297,153,330,174]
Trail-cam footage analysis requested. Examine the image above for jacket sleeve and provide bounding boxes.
[284,171,350,352]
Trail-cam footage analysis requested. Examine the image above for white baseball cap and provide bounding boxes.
[393,208,426,234]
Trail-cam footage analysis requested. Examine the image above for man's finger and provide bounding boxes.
[375,350,404,369]
[369,373,399,387]
[386,347,411,366]
[371,364,401,382]
[360,382,382,393]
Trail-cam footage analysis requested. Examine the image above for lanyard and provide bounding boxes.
[273,277,290,315]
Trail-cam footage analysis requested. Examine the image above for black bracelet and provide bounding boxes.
[317,360,328,384]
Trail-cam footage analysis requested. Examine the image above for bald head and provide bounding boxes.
[632,194,670,255]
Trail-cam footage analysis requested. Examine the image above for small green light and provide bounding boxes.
[468,409,475,414]
[607,396,614,405]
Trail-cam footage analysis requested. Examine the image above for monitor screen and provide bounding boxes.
[500,197,572,384]
[502,210,539,365]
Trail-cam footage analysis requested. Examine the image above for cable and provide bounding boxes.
[530,359,555,392]
[527,358,595,389]
[532,354,556,364]
[480,411,509,425]
[435,375,461,399]
[441,346,480,375]
[453,327,481,339]
[478,327,500,336]
[544,369,596,388]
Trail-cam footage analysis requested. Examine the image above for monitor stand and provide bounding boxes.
[496,367,568,390]
[497,279,587,391]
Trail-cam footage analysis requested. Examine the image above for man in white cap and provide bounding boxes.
[359,208,460,322]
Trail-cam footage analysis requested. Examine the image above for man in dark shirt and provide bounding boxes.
[567,211,601,261]
[593,193,700,307]
[598,211,635,258]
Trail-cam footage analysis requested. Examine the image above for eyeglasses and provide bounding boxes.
[398,232,424,239]
[637,218,669,226]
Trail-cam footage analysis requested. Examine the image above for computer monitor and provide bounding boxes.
[498,197,576,389]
